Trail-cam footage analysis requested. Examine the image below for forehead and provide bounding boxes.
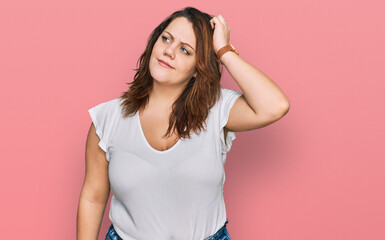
[164,17,196,47]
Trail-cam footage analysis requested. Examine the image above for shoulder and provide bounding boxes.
[93,97,121,108]
[88,97,123,125]
[220,88,242,99]
[89,98,122,113]
[217,88,243,110]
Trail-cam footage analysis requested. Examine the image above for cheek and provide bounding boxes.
[152,40,162,54]
[179,65,196,77]
[186,60,197,73]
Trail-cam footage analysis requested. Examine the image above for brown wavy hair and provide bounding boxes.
[119,6,223,139]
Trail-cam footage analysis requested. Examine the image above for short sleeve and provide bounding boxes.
[88,98,120,161]
[218,88,243,153]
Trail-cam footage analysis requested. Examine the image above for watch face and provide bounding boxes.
[230,43,239,55]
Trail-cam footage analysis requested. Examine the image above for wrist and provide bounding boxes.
[219,51,238,65]
[216,43,239,64]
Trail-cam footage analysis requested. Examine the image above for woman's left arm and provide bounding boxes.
[222,50,290,116]
[211,15,290,132]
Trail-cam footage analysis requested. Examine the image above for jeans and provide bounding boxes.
[104,219,231,240]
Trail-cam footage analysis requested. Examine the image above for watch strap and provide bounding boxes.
[216,43,239,63]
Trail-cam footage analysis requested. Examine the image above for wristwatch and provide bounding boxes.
[216,43,239,63]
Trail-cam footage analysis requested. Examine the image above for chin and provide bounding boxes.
[149,61,172,82]
[149,70,171,84]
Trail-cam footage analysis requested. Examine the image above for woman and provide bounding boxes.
[77,6,290,240]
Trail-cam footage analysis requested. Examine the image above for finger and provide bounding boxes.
[210,17,215,25]
[210,17,219,29]
[210,18,215,29]
[217,15,228,28]
[213,16,227,30]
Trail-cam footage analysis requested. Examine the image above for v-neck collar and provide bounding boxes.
[136,110,182,154]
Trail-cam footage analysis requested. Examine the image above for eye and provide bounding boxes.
[181,47,190,55]
[162,35,191,55]
[161,36,170,42]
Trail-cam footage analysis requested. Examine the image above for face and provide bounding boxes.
[149,17,197,87]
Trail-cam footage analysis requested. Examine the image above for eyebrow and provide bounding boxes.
[163,30,195,52]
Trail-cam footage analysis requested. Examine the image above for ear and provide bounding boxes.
[192,71,197,78]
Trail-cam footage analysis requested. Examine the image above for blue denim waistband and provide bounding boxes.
[204,218,231,240]
[105,218,231,240]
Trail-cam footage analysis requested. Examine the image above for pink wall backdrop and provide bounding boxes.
[1,0,384,239]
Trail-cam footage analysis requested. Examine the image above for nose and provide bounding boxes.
[163,45,176,60]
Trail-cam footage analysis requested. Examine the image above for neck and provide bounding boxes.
[149,81,187,109]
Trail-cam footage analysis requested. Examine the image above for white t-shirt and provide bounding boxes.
[88,88,242,240]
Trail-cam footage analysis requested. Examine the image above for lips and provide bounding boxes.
[158,59,174,69]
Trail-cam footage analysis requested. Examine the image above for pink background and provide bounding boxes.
[1,0,384,239]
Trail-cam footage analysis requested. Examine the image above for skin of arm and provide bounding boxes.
[221,50,290,132]
[76,123,111,240]
[210,15,290,132]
